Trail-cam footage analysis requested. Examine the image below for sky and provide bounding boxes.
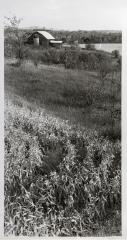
[1,0,127,30]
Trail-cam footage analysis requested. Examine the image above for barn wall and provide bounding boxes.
[39,35,49,48]
[27,34,34,44]
[27,32,49,48]
[49,42,62,49]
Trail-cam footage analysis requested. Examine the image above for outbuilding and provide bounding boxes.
[26,31,62,48]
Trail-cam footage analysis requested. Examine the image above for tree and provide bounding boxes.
[4,15,25,64]
[111,50,120,59]
[117,55,122,71]
[96,53,112,84]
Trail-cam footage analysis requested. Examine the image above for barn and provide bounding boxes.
[26,31,62,48]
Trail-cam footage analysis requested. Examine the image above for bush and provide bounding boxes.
[85,44,95,50]
[64,49,80,69]
[95,53,112,81]
[111,50,120,59]
[19,46,113,72]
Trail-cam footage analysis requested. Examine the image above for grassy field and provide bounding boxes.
[5,59,121,139]
[4,58,121,236]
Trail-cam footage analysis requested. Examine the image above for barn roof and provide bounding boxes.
[50,40,63,43]
[37,31,55,40]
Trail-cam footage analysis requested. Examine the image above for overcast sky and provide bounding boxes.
[1,0,127,30]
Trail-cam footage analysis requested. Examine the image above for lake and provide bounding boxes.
[94,43,122,54]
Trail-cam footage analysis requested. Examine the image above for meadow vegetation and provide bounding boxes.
[4,20,121,236]
[5,58,121,140]
[5,99,121,236]
[5,58,121,236]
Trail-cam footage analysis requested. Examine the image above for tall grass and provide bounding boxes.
[5,101,121,236]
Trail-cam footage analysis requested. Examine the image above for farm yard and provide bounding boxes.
[4,19,121,237]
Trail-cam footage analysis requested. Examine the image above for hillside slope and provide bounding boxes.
[5,100,121,236]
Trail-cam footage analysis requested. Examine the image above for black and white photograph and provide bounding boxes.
[2,0,124,237]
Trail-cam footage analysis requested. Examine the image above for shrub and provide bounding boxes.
[111,50,120,59]
[95,53,112,82]
[64,49,80,69]
[85,44,95,50]
[48,48,60,64]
